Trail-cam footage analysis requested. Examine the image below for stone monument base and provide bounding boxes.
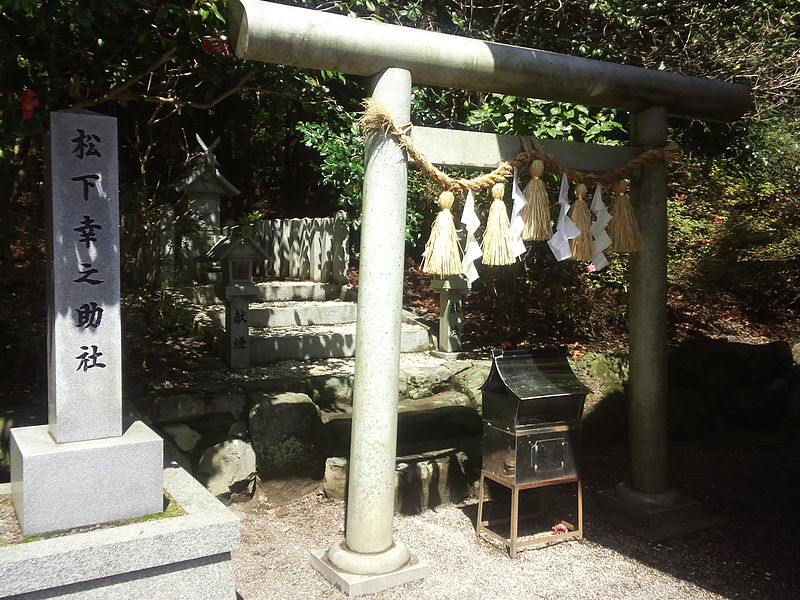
[10,421,163,535]
[0,465,240,600]
[310,546,429,598]
[596,482,725,542]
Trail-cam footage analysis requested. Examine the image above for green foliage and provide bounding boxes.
[466,95,625,145]
[297,108,364,220]
[0,0,798,376]
[239,209,265,229]
[122,290,196,361]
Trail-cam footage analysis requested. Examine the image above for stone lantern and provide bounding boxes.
[430,275,470,357]
[174,135,241,282]
[206,225,269,368]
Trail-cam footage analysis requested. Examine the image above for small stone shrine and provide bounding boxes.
[430,275,469,356]
[174,134,241,282]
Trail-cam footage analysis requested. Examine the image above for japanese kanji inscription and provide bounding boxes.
[48,111,121,443]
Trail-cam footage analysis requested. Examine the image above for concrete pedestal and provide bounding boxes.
[310,546,429,598]
[596,482,724,542]
[0,465,239,600]
[10,421,163,536]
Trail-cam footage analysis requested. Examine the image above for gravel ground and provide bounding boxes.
[233,432,800,600]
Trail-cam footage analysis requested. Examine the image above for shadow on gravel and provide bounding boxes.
[464,432,800,600]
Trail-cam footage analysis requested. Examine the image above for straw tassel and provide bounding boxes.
[607,179,642,252]
[421,190,463,276]
[568,183,594,261]
[481,183,516,266]
[521,159,551,240]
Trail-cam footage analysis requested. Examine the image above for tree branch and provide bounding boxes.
[70,46,178,110]
[112,71,275,109]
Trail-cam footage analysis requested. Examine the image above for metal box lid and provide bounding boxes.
[482,348,591,400]
[481,348,591,427]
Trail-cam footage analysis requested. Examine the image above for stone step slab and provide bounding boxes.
[322,390,482,456]
[205,300,358,328]
[249,321,432,363]
[323,438,481,514]
[182,281,346,305]
[237,356,488,407]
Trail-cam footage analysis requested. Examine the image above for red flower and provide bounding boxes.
[201,39,232,58]
[20,90,39,120]
[586,264,597,273]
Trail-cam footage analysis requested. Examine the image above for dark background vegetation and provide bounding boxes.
[1,0,798,392]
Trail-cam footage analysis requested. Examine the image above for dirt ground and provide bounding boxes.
[232,428,800,600]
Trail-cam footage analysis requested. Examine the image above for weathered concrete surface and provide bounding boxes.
[10,422,163,536]
[248,321,431,363]
[248,392,326,476]
[228,0,750,121]
[0,465,239,600]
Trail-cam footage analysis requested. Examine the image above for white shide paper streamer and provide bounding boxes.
[460,189,482,285]
[590,184,612,271]
[510,167,528,258]
[547,172,580,261]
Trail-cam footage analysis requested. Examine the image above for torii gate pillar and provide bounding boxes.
[309,68,430,595]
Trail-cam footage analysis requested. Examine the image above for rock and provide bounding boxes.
[308,375,353,407]
[322,457,347,499]
[400,366,453,400]
[197,439,257,503]
[450,364,491,411]
[582,352,628,393]
[792,342,800,366]
[323,449,476,514]
[228,420,248,438]
[399,451,469,513]
[249,392,326,476]
[156,392,247,423]
[162,423,202,453]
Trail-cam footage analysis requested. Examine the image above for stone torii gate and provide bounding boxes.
[229,1,750,595]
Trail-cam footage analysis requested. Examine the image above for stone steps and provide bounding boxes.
[189,281,430,363]
[177,278,491,511]
[183,280,349,306]
[205,300,358,328]
[248,320,431,363]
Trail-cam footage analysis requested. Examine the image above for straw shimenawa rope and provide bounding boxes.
[358,97,681,194]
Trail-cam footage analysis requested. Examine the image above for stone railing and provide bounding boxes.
[257,210,349,284]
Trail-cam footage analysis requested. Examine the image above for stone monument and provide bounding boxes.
[10,110,163,535]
